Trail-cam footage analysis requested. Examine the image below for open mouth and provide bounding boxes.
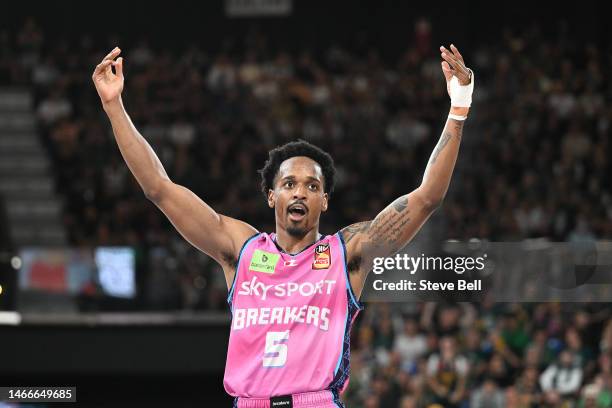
[287,203,308,222]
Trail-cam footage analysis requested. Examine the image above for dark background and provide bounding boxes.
[1,1,609,55]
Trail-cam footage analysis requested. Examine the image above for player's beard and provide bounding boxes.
[287,224,307,238]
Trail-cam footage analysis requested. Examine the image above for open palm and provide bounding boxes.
[92,47,124,104]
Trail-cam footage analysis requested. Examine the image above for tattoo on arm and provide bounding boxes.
[391,195,408,212]
[341,120,463,274]
[430,120,464,165]
[342,221,372,244]
[430,131,451,165]
[368,196,411,249]
[341,195,411,249]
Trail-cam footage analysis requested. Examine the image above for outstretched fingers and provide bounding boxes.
[93,59,113,77]
[440,44,470,82]
[449,44,465,65]
[93,47,122,77]
[441,61,454,82]
[103,47,121,62]
[440,46,461,70]
[113,57,123,78]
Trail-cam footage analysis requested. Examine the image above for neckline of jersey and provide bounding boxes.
[271,233,327,257]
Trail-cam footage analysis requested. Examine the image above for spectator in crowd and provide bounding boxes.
[515,366,543,407]
[470,378,505,408]
[393,317,427,371]
[540,350,584,405]
[426,336,469,407]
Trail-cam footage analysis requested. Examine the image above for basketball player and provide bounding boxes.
[92,44,474,407]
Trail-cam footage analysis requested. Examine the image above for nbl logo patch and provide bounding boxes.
[312,243,331,270]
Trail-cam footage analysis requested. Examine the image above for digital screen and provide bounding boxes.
[18,248,94,294]
[17,247,137,307]
[94,247,136,299]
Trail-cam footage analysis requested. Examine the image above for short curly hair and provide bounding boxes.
[259,140,336,198]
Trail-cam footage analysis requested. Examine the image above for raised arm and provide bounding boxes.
[340,44,474,298]
[92,47,257,288]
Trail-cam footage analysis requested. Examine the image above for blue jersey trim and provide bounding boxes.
[333,304,349,376]
[328,298,360,395]
[328,233,364,395]
[227,233,261,311]
[336,232,364,310]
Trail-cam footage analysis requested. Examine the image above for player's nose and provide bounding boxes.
[292,185,307,200]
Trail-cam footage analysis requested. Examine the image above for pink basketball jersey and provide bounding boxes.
[224,232,363,401]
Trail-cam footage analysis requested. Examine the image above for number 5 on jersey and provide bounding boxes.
[263,330,290,367]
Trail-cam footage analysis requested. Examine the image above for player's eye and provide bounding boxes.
[308,184,319,191]
[284,181,294,188]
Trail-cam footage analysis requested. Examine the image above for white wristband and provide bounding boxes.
[449,68,474,108]
[448,113,467,121]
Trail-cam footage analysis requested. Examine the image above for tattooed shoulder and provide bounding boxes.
[391,195,409,212]
[341,221,372,245]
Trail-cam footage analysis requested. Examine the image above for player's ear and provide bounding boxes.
[267,189,275,208]
[321,192,328,212]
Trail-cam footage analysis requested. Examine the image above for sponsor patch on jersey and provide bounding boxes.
[249,250,280,274]
[312,243,331,270]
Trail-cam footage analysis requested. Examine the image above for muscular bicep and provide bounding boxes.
[151,180,258,271]
[340,188,437,295]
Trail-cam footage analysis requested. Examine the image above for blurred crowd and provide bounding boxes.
[345,302,612,408]
[2,17,612,407]
[2,18,610,309]
[3,18,610,249]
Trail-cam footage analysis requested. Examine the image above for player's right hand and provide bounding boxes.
[92,47,124,105]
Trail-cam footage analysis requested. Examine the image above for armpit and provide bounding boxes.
[347,255,362,274]
[221,251,238,269]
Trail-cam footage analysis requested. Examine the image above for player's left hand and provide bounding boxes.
[440,44,474,114]
[440,44,471,86]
